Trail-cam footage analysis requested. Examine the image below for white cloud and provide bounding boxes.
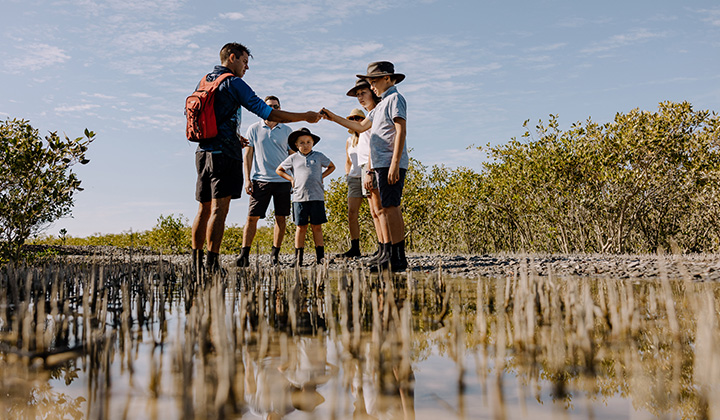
[82,92,116,99]
[5,43,70,72]
[54,104,100,113]
[698,8,720,26]
[580,29,665,54]
[219,12,244,20]
[527,43,567,52]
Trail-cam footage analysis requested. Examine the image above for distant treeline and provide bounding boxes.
[35,101,720,255]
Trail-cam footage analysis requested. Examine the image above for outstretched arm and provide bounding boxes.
[321,108,371,133]
[267,109,321,124]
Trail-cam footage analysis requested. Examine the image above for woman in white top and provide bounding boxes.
[338,79,388,259]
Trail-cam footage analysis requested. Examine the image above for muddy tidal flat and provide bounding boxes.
[2,247,720,419]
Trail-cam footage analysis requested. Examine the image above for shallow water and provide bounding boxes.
[2,261,720,419]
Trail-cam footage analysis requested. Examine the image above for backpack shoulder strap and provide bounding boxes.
[201,72,235,88]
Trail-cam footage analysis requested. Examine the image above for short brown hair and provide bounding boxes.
[264,95,280,106]
[219,43,252,64]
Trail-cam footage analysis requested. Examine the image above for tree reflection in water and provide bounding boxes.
[1,257,720,419]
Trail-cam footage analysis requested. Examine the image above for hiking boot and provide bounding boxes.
[365,243,390,266]
[206,251,222,274]
[191,249,204,283]
[369,250,391,273]
[236,255,250,267]
[390,241,408,272]
[293,248,304,267]
[315,246,325,265]
[236,246,251,267]
[336,239,361,259]
[270,246,281,266]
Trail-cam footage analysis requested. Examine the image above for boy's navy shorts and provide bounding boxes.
[293,201,327,226]
[248,180,292,218]
[195,151,243,202]
[375,167,406,208]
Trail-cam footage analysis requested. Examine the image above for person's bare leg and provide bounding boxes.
[242,216,260,247]
[206,196,231,253]
[295,225,308,249]
[192,201,211,250]
[347,197,362,240]
[294,225,308,266]
[385,205,405,244]
[368,190,389,243]
[311,224,324,247]
[273,216,287,248]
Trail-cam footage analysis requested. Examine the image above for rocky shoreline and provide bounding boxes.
[23,244,720,281]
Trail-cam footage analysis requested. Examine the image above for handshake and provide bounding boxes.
[303,108,336,124]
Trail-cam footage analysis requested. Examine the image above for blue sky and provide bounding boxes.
[2,0,719,237]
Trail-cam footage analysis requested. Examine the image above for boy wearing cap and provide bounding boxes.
[321,61,408,272]
[276,128,336,266]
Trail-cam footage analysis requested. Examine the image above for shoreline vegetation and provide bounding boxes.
[20,244,720,281]
[26,101,720,262]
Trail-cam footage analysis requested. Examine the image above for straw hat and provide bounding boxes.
[346,108,366,120]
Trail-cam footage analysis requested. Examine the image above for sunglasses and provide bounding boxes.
[268,104,280,109]
[348,116,363,121]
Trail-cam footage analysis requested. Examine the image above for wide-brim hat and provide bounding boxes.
[346,108,366,120]
[288,127,320,152]
[346,79,371,97]
[356,61,405,84]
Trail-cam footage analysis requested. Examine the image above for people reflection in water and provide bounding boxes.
[350,344,416,420]
[243,337,336,419]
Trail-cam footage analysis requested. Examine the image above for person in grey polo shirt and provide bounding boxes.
[276,128,335,266]
[237,96,294,267]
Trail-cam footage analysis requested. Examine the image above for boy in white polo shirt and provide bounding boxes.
[276,128,336,266]
[321,61,408,272]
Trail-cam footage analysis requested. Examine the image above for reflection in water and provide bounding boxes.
[1,258,720,419]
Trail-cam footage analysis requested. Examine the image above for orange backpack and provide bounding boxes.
[185,73,234,142]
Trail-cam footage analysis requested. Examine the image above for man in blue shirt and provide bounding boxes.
[192,42,322,275]
[237,96,294,267]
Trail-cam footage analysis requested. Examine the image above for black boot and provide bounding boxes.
[390,240,408,272]
[366,242,389,265]
[339,239,361,259]
[369,243,391,272]
[270,246,281,265]
[368,242,382,258]
[192,248,204,281]
[294,248,304,267]
[206,251,221,274]
[315,246,325,265]
[236,246,251,267]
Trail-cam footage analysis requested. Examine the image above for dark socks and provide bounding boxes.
[340,239,361,258]
[192,248,204,280]
[294,248,304,267]
[315,246,325,264]
[206,251,220,273]
[271,246,281,265]
[236,246,251,267]
[391,240,408,272]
